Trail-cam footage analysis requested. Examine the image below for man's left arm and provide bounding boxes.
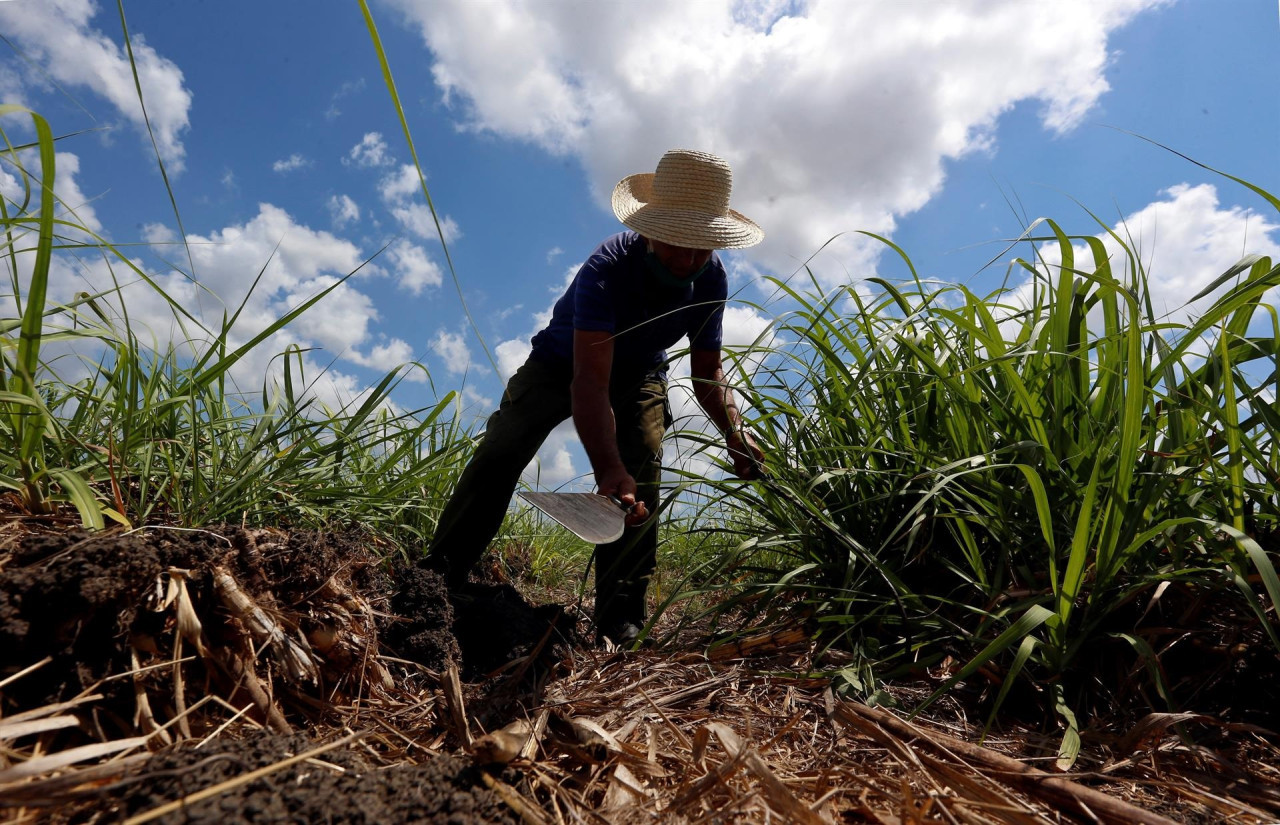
[690,348,765,479]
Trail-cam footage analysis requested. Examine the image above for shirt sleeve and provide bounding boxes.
[688,263,728,350]
[572,247,618,333]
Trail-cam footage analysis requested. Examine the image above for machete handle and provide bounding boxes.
[606,494,637,513]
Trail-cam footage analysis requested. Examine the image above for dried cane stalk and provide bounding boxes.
[212,566,318,685]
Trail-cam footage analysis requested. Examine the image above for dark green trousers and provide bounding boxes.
[426,356,668,630]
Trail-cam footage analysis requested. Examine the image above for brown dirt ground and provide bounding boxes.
[90,733,518,824]
[0,524,570,824]
[3,519,1279,824]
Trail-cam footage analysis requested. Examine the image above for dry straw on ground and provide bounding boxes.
[7,634,1279,823]
[2,525,1278,824]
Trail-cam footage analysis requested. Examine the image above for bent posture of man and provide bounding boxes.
[424,149,765,645]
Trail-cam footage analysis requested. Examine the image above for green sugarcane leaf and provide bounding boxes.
[1189,255,1265,304]
[48,468,104,530]
[3,107,56,465]
[1220,523,1280,631]
[983,634,1038,740]
[0,391,42,407]
[1110,632,1173,707]
[1053,682,1082,770]
[913,604,1054,716]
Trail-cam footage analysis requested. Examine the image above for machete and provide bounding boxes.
[518,491,633,544]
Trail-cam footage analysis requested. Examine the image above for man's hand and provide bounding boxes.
[727,431,766,480]
[596,465,649,526]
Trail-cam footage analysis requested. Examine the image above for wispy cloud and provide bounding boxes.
[378,164,462,244]
[324,77,367,120]
[272,153,311,174]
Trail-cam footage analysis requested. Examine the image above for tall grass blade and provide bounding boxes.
[115,0,195,281]
[356,0,499,378]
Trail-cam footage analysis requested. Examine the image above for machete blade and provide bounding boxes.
[518,491,628,544]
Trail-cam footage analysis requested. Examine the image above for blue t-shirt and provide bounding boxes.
[529,231,726,376]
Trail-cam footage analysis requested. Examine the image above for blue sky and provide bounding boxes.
[2,0,1278,489]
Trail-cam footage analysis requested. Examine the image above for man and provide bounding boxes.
[424,149,765,645]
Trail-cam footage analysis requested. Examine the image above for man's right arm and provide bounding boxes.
[572,328,648,523]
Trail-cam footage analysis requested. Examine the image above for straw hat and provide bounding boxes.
[612,149,763,250]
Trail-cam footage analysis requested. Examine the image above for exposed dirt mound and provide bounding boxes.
[1,525,574,824]
[1,526,576,724]
[100,732,517,824]
[8,522,1277,824]
[385,561,461,671]
[1,528,234,709]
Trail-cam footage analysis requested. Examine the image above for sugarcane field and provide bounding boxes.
[3,1,1280,823]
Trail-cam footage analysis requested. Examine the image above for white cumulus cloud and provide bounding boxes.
[0,0,192,170]
[103,205,379,381]
[378,163,421,201]
[430,329,474,375]
[495,338,532,383]
[385,238,443,294]
[346,336,427,382]
[384,0,1169,287]
[141,222,175,244]
[1029,183,1280,326]
[0,150,102,240]
[346,131,394,168]
[522,420,583,489]
[5,203,409,411]
[657,300,778,437]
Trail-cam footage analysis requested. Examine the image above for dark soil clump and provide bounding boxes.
[450,581,577,679]
[2,523,580,723]
[0,528,234,709]
[386,561,462,671]
[0,526,466,723]
[1,525,570,824]
[99,732,518,824]
[388,561,581,681]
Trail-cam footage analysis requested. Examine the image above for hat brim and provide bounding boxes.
[612,173,764,250]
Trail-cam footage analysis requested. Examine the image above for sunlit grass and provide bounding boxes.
[673,195,1280,764]
[0,107,475,547]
